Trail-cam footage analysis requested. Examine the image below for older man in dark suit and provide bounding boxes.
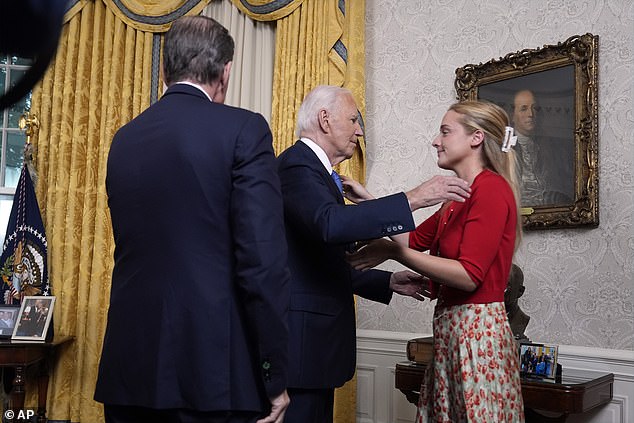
[95,16,290,423]
[277,85,471,423]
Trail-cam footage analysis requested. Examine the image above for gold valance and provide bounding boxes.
[229,0,304,21]
[64,0,90,23]
[64,0,212,32]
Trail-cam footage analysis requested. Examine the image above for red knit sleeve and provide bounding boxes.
[408,210,440,252]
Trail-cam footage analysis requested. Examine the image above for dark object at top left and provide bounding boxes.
[0,0,67,110]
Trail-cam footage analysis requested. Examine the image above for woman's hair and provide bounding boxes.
[295,85,352,137]
[448,100,522,248]
[162,16,234,86]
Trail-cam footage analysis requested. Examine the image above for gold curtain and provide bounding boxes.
[28,0,210,421]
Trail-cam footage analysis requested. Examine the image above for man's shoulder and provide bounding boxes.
[277,141,309,163]
[158,94,270,134]
[277,143,327,182]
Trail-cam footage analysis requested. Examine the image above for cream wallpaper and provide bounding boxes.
[359,0,634,350]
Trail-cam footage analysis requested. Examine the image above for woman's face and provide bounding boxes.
[432,110,473,171]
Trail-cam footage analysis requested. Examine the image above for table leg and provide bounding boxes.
[10,365,25,412]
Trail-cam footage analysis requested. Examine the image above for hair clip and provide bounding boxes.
[502,126,517,152]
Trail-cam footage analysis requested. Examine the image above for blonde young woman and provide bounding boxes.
[346,101,525,422]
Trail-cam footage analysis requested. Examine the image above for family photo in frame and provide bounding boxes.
[0,305,19,338]
[454,33,599,230]
[11,295,56,341]
[520,343,559,379]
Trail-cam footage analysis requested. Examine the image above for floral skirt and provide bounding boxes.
[416,302,524,423]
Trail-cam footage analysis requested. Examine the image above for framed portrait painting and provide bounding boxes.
[12,296,56,341]
[455,34,599,230]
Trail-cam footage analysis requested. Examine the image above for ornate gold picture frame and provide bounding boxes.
[455,34,599,230]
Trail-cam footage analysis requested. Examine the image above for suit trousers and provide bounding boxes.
[104,404,261,423]
[285,388,334,423]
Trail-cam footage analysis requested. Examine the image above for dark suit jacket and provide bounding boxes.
[95,84,290,412]
[277,141,415,389]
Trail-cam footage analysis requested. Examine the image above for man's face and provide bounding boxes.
[326,93,363,163]
[512,90,537,136]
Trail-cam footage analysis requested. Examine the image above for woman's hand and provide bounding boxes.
[346,238,397,270]
[340,175,375,204]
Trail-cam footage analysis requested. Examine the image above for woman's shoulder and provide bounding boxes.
[472,170,514,200]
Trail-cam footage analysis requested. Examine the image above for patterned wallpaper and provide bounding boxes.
[359,0,634,350]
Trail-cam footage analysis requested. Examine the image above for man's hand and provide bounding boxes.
[406,175,471,210]
[346,238,396,270]
[389,270,430,301]
[256,390,290,423]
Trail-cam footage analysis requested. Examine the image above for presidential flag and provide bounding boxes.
[0,164,49,305]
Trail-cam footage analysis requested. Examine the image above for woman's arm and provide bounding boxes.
[391,244,477,291]
[347,239,477,292]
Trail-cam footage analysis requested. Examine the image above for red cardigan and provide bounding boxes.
[409,169,517,307]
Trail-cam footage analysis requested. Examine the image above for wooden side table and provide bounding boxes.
[0,336,73,423]
[395,361,613,422]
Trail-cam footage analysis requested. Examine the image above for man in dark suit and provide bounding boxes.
[94,16,290,423]
[277,85,471,423]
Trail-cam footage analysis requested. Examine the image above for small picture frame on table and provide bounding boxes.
[0,305,20,338]
[11,296,56,342]
[519,342,558,379]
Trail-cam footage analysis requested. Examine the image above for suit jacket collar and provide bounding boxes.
[291,141,344,203]
[292,140,327,172]
[299,138,332,173]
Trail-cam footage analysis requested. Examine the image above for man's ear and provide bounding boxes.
[317,109,330,133]
[212,61,233,104]
[222,61,232,87]
[471,130,484,147]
